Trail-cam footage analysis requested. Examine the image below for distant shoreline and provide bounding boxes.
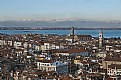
[0,27,121,30]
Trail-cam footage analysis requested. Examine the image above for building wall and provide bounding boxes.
[14,41,22,48]
[23,42,28,48]
[56,65,68,74]
[96,53,106,58]
[71,52,89,57]
[41,45,46,51]
[102,61,121,69]
[0,40,4,45]
[107,68,121,76]
[0,40,6,45]
[7,41,13,46]
[44,43,51,50]
[37,61,68,74]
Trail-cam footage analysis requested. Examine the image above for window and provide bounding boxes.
[47,64,49,66]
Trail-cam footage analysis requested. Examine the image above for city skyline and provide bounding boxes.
[0,0,121,21]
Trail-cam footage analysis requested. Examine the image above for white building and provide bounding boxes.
[14,41,22,48]
[0,40,6,45]
[7,40,13,46]
[107,64,121,76]
[44,42,51,50]
[37,60,68,74]
[23,42,28,49]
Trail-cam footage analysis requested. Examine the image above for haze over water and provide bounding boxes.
[1,30,121,38]
[0,0,121,38]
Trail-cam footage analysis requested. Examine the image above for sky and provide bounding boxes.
[0,0,121,21]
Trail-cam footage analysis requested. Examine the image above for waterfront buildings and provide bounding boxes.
[0,30,121,79]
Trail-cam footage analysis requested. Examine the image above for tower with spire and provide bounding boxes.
[71,27,74,36]
[71,27,74,43]
[99,30,103,48]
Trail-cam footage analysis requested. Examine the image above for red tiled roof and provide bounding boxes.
[51,48,87,54]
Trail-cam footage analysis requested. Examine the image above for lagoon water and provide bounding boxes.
[0,30,121,38]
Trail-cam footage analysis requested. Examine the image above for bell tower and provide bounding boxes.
[71,27,74,36]
[71,27,74,43]
[99,31,103,48]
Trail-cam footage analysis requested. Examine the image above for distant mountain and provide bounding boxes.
[0,20,121,28]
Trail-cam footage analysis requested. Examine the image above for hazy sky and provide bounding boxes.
[0,0,121,21]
